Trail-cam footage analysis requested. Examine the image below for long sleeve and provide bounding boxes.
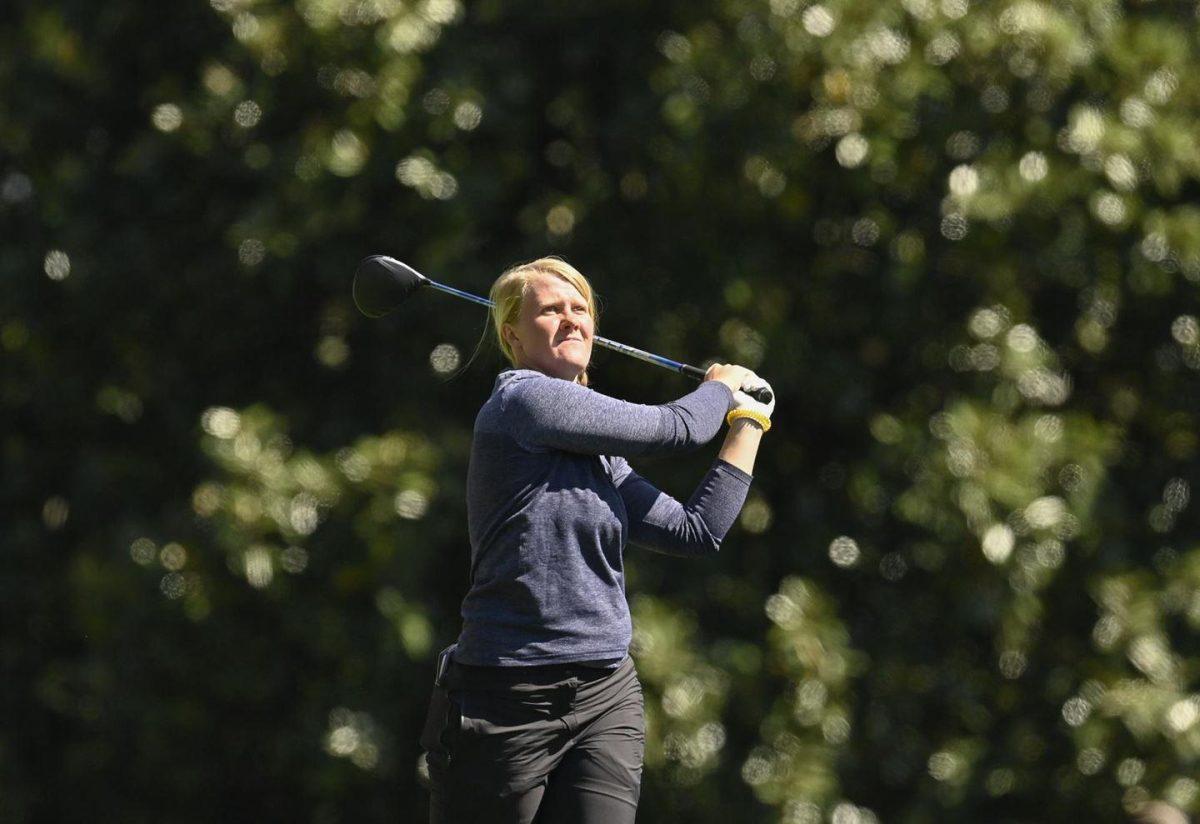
[609,456,753,557]
[456,368,746,666]
[502,370,733,457]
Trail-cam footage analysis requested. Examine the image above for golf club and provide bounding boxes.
[353,255,773,404]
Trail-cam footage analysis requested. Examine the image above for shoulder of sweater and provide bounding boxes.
[496,368,567,389]
[484,370,577,428]
[495,369,594,400]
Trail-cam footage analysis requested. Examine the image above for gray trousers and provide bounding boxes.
[422,655,644,824]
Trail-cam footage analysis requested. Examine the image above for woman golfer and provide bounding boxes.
[421,257,774,823]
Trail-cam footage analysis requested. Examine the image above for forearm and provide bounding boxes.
[622,459,753,556]
[717,418,764,475]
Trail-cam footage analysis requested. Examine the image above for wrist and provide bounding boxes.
[726,409,771,432]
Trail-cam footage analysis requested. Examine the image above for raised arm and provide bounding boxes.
[609,455,753,557]
[503,372,734,456]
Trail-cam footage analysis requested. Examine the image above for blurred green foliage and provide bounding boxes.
[3,0,1199,821]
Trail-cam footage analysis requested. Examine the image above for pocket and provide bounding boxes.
[450,688,566,795]
[419,684,458,754]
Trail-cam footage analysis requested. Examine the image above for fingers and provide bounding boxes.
[740,374,768,392]
[732,377,776,418]
[705,365,772,406]
[704,363,750,385]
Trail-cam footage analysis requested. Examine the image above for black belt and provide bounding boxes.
[436,644,624,692]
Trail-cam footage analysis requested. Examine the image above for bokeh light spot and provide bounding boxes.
[1171,316,1198,346]
[999,650,1027,679]
[949,164,978,196]
[280,546,309,574]
[1144,69,1179,104]
[395,489,429,519]
[44,250,71,281]
[452,101,483,130]
[1104,154,1137,191]
[316,336,350,368]
[42,496,69,530]
[1,172,33,203]
[1006,324,1039,353]
[151,103,184,132]
[969,307,1005,339]
[941,0,968,19]
[879,552,907,581]
[982,524,1014,564]
[238,238,266,267]
[202,63,239,96]
[1119,97,1153,128]
[1077,747,1105,775]
[130,537,157,566]
[1166,699,1199,732]
[925,32,959,64]
[546,204,576,235]
[835,134,868,168]
[328,130,368,177]
[1116,758,1145,786]
[802,5,835,36]
[234,100,262,128]
[1091,191,1126,226]
[160,573,186,599]
[740,498,773,533]
[1062,696,1091,727]
[244,545,274,589]
[829,536,860,568]
[928,750,962,782]
[940,214,967,241]
[201,407,241,439]
[324,707,382,770]
[159,542,187,571]
[1018,151,1047,182]
[396,154,458,199]
[430,343,461,375]
[657,31,692,62]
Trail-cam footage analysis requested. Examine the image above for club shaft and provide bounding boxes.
[591,336,706,380]
[426,280,494,309]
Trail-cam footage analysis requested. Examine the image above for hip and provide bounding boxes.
[420,653,643,791]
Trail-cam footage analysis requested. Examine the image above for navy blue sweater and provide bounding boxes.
[455,369,754,666]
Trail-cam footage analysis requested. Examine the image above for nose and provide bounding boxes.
[557,315,585,341]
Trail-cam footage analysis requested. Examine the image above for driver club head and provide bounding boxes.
[352,255,430,318]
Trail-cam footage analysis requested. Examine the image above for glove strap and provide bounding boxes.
[726,409,771,433]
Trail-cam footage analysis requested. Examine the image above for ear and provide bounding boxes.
[502,323,520,350]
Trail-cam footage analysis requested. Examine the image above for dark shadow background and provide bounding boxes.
[3,0,1199,821]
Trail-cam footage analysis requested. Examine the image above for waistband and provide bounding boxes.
[445,655,632,692]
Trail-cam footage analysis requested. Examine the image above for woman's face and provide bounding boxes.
[503,273,594,381]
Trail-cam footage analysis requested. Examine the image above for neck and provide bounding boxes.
[512,361,585,384]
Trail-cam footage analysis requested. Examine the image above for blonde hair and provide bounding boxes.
[489,257,600,385]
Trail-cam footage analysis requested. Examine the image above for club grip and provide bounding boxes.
[747,385,773,404]
[681,364,774,404]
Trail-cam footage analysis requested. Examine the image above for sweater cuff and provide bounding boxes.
[709,381,735,405]
[713,458,754,485]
